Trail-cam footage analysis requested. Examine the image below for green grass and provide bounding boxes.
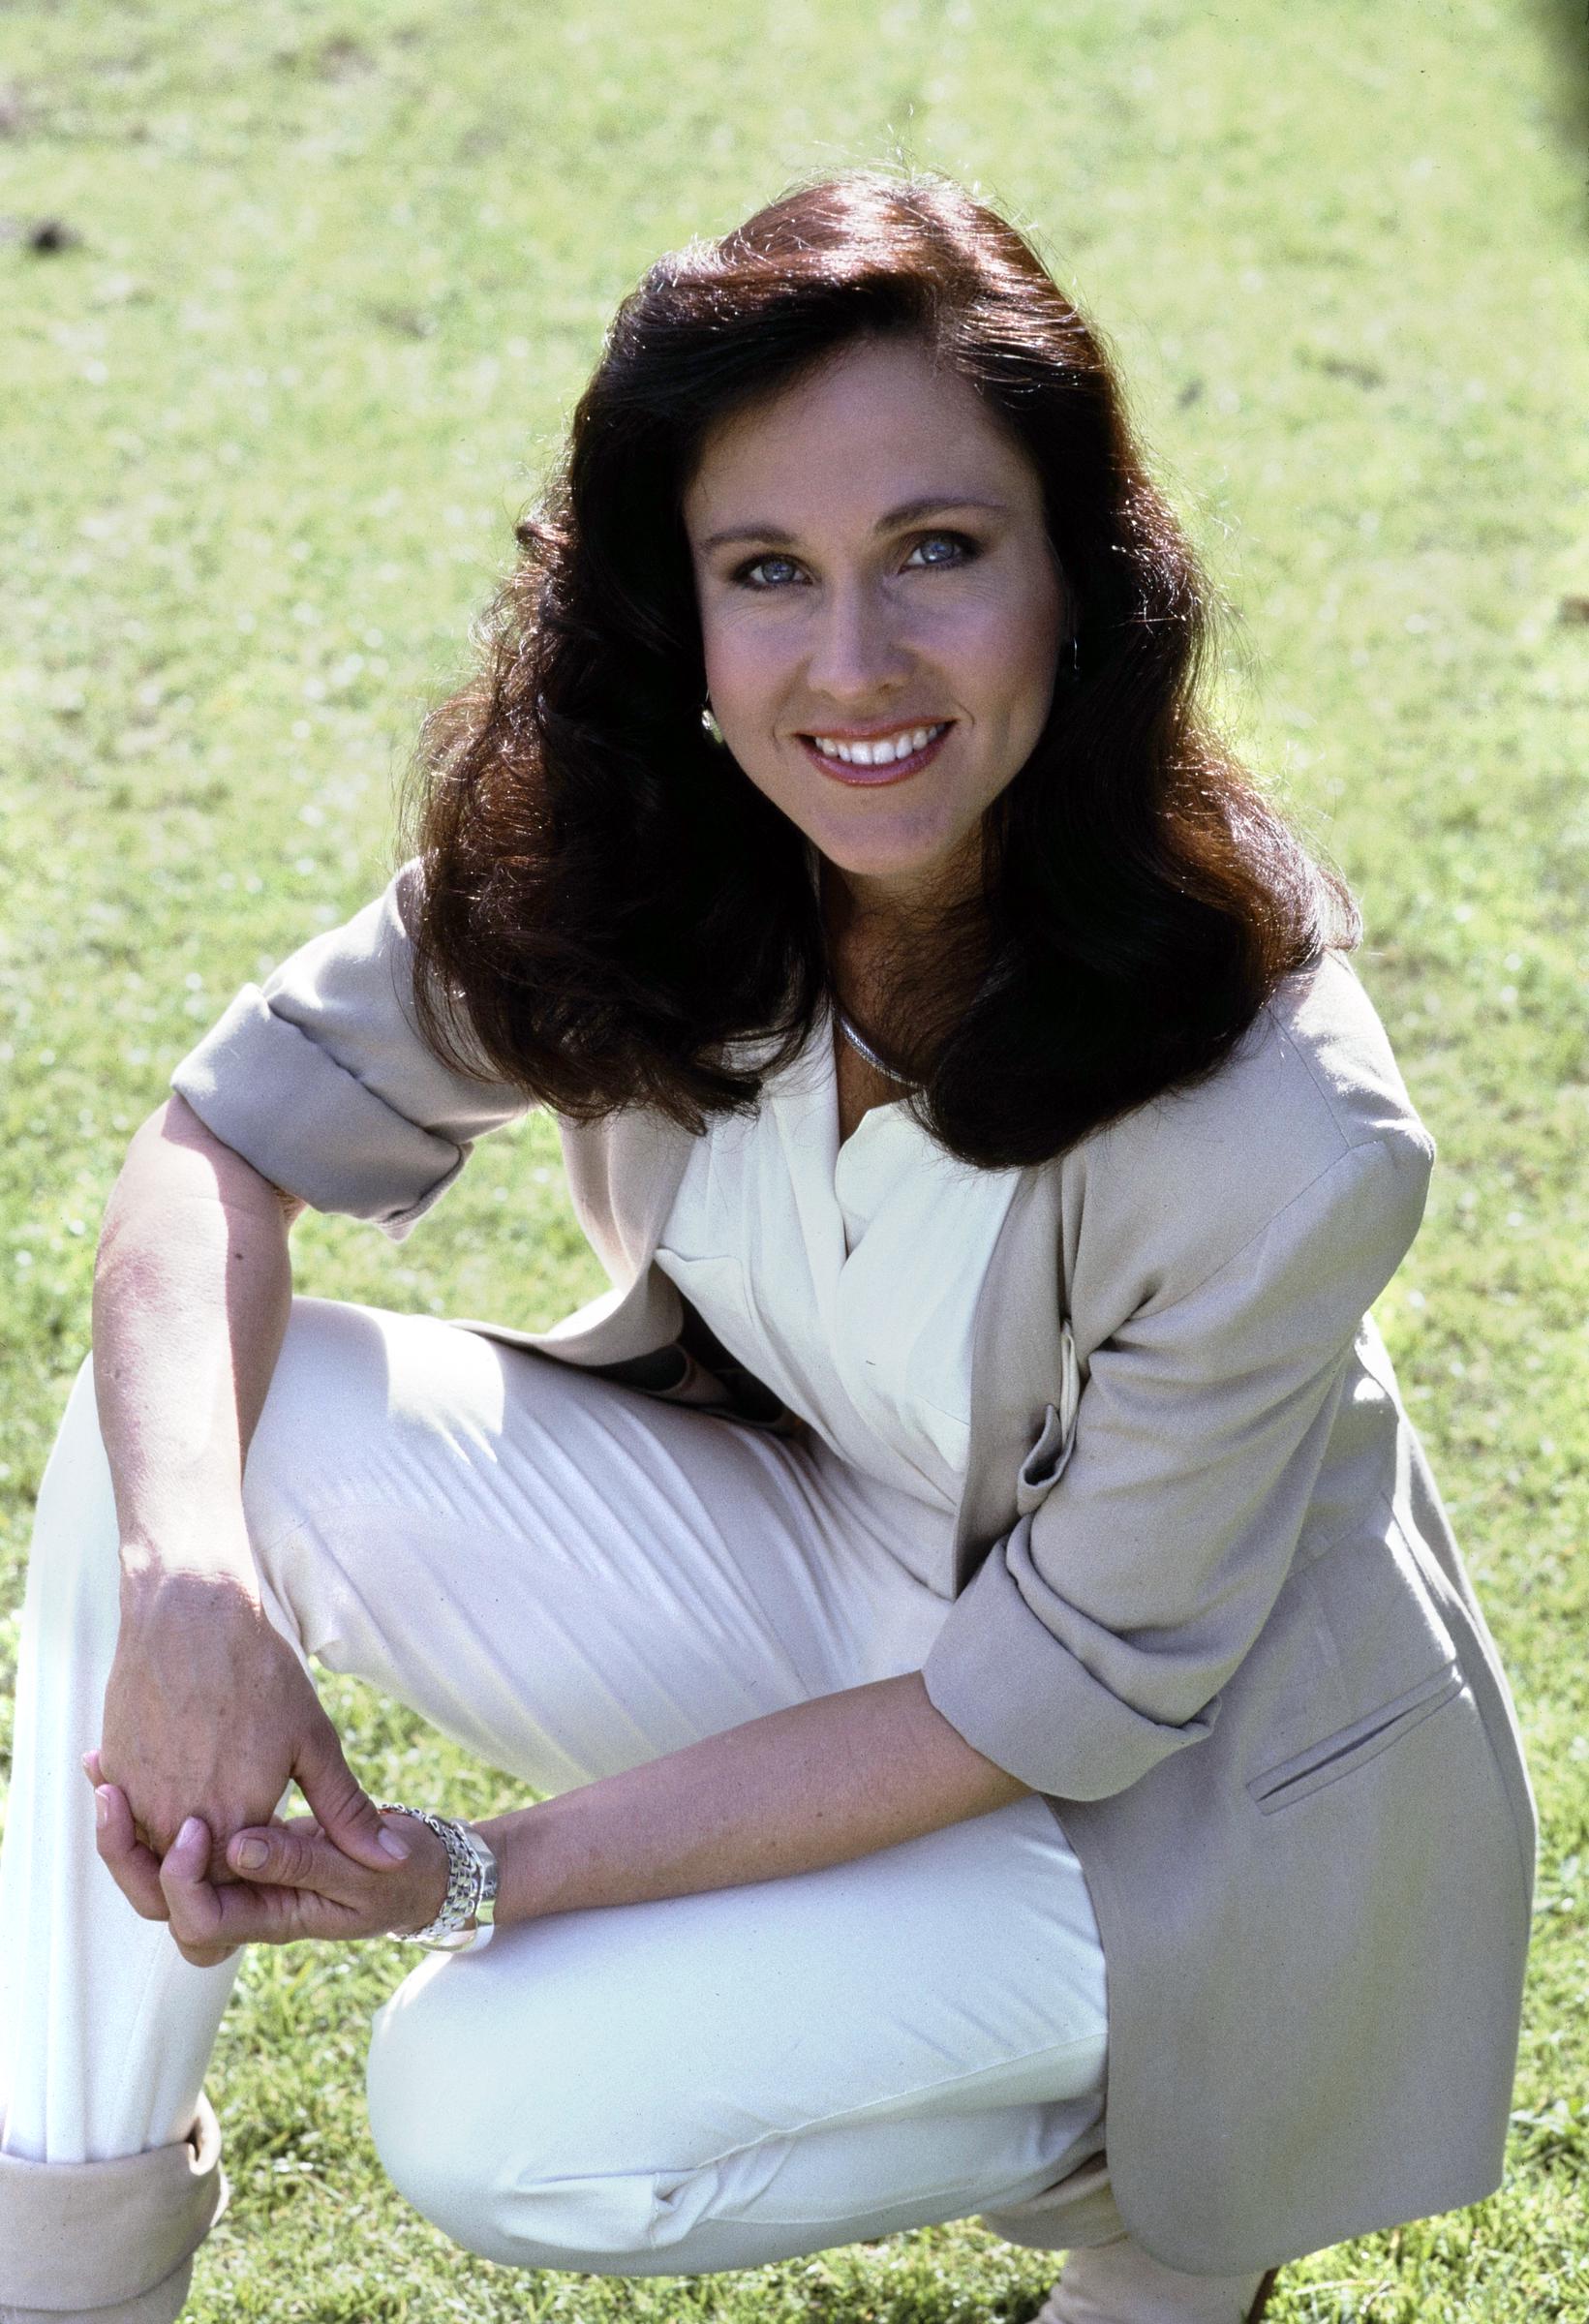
[3,0,1586,2315]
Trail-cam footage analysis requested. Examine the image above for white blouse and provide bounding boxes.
[653,1005,1025,1528]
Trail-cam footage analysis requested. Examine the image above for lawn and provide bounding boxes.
[2,0,1586,2316]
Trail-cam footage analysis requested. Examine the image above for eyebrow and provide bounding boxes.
[698,495,1013,552]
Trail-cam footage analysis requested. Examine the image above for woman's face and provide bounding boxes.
[682,334,1067,916]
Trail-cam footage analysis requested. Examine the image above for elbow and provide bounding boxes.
[100,1097,301,1272]
[162,1093,302,1217]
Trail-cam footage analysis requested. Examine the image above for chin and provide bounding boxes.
[813,818,977,891]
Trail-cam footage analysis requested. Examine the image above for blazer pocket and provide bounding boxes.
[1015,1318,1083,1515]
[1245,1659,1466,1816]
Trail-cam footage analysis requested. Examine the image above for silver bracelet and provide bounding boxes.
[377,1804,499,1953]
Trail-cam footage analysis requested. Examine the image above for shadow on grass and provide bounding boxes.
[1526,0,1589,215]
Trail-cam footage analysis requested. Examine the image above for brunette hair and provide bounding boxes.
[406,168,1357,1169]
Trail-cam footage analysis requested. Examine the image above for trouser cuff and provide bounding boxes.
[0,2095,227,2319]
[0,2258,195,2324]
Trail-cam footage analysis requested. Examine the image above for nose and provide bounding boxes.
[803,576,913,706]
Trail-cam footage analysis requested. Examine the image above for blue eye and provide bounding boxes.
[906,532,974,568]
[738,553,803,589]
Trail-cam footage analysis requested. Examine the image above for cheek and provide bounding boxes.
[934,591,1058,725]
[996,579,1064,730]
[701,613,784,718]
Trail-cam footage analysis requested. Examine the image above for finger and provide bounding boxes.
[174,1873,301,1958]
[174,1939,240,1969]
[155,1820,242,1964]
[196,1826,363,1949]
[81,1747,106,1789]
[293,1719,409,1872]
[225,1819,361,1901]
[93,1784,169,1922]
[98,1788,230,1963]
[158,1818,229,1955]
[165,1827,319,1954]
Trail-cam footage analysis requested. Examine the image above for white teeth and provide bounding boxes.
[810,722,945,765]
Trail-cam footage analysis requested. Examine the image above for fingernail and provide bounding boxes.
[177,1817,204,1849]
[235,1836,269,1871]
[94,1789,109,1829]
[377,1823,411,1862]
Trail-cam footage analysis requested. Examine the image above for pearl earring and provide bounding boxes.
[700,697,725,746]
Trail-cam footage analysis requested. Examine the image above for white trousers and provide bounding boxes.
[0,1297,1110,2278]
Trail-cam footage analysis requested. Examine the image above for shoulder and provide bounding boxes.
[1157,947,1432,1178]
[1065,950,1435,1320]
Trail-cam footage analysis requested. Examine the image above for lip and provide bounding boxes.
[799,717,952,743]
[798,720,954,787]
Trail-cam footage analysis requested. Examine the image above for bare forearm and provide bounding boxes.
[93,1093,301,1586]
[482,1671,1031,1926]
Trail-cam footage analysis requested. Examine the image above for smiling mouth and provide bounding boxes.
[801,721,953,783]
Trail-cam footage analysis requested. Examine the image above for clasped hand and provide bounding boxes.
[92,1565,447,1968]
[84,1751,451,1968]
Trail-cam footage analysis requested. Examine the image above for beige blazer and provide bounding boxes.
[172,866,1537,2278]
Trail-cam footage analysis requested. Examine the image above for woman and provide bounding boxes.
[0,171,1535,2324]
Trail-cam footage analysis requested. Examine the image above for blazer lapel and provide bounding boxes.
[953,1163,1070,1588]
[560,1104,697,1283]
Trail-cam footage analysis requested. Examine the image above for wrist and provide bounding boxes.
[118,1547,261,1616]
[476,1799,566,1930]
[381,1807,499,1950]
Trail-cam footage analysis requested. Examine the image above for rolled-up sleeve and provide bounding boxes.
[170,863,529,1238]
[921,1128,1433,1799]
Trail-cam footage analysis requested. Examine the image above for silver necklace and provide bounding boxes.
[835,1004,916,1086]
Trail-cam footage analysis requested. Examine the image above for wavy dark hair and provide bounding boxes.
[406,168,1357,1169]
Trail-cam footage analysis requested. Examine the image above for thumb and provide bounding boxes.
[292,1717,409,1871]
[227,1819,334,1891]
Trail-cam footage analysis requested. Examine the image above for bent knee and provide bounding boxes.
[364,1956,743,2274]
[368,2139,721,2276]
